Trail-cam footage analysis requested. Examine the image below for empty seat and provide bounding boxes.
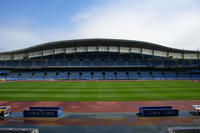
[151,60,163,66]
[82,60,91,66]
[105,59,114,66]
[164,71,177,80]
[128,60,138,66]
[140,72,152,80]
[163,60,176,67]
[152,72,165,80]
[117,72,128,80]
[59,61,68,66]
[192,74,200,80]
[138,60,150,66]
[45,72,56,80]
[116,59,126,66]
[32,72,44,80]
[129,71,140,79]
[93,72,104,80]
[191,60,200,66]
[81,72,92,80]
[34,61,45,67]
[70,60,80,66]
[0,61,6,67]
[69,72,79,80]
[56,72,68,80]
[178,72,191,80]
[21,61,33,67]
[105,72,115,80]
[93,60,103,66]
[7,72,19,80]
[6,61,19,67]
[47,61,57,67]
[19,72,32,80]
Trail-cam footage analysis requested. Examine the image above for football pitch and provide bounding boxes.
[0,80,199,101]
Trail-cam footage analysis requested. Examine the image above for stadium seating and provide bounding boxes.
[116,59,126,66]
[140,71,152,80]
[0,52,199,81]
[81,59,91,66]
[128,59,138,66]
[0,61,5,67]
[93,59,103,66]
[70,60,80,66]
[47,61,57,67]
[164,71,178,80]
[6,61,19,68]
[44,72,56,80]
[32,72,44,80]
[93,72,104,80]
[192,74,200,80]
[19,72,32,80]
[128,71,140,80]
[81,72,92,80]
[69,71,80,80]
[34,61,45,67]
[152,72,165,80]
[6,72,19,80]
[105,72,116,80]
[59,61,68,66]
[117,71,128,80]
[178,72,191,80]
[56,72,68,80]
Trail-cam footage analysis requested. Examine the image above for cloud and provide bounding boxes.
[72,0,200,50]
[0,0,200,52]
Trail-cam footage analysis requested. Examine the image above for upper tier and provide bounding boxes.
[0,38,199,60]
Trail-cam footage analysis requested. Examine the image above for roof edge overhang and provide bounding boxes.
[0,38,199,55]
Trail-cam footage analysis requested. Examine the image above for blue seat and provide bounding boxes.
[81,72,91,80]
[129,72,140,79]
[178,72,191,80]
[56,72,68,80]
[6,61,19,67]
[47,61,57,67]
[82,60,91,66]
[19,72,32,80]
[32,72,44,80]
[59,61,68,66]
[93,60,103,66]
[117,72,128,80]
[152,72,165,80]
[69,72,80,80]
[165,71,177,80]
[34,61,45,67]
[21,61,33,68]
[192,74,200,80]
[116,60,126,66]
[45,72,56,80]
[128,60,138,66]
[93,72,104,80]
[70,60,80,66]
[138,60,150,66]
[0,61,6,67]
[105,59,114,66]
[105,72,115,80]
[140,72,152,80]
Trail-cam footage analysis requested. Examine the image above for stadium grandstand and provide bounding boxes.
[0,38,199,81]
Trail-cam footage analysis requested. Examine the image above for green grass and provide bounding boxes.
[0,80,199,101]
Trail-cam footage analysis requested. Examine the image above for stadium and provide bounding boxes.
[0,38,200,133]
[0,38,200,81]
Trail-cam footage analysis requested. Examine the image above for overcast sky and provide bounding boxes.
[0,0,200,52]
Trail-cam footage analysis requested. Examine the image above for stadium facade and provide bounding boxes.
[0,38,199,80]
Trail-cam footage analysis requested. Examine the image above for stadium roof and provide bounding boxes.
[0,38,199,54]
